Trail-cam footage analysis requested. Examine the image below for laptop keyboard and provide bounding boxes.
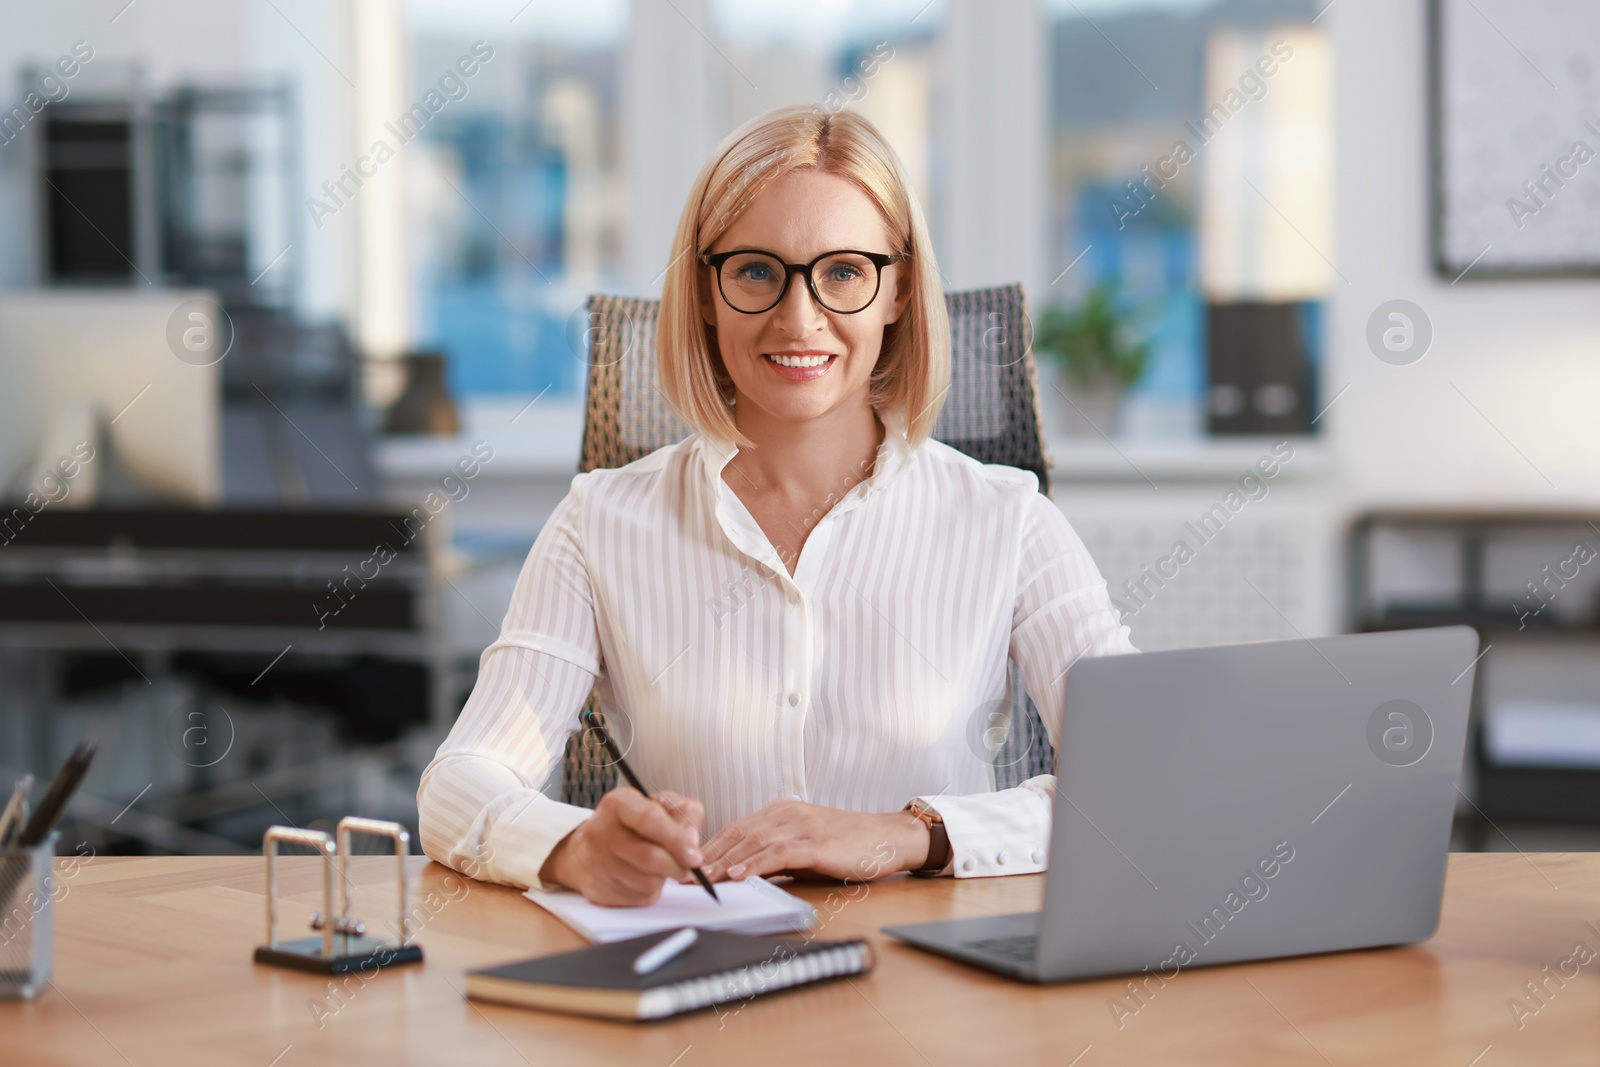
[963,934,1038,963]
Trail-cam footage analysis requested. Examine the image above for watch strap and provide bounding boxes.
[907,800,951,877]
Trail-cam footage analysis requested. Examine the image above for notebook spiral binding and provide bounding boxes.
[639,942,871,1019]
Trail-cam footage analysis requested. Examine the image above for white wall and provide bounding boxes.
[1327,0,1600,508]
[934,0,1049,298]
[619,0,724,295]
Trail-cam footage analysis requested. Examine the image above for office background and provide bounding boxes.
[1,0,1598,857]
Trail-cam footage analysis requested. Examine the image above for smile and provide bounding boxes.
[765,353,834,368]
[762,352,838,382]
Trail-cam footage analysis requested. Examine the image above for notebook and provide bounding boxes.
[525,876,816,943]
[466,929,874,1020]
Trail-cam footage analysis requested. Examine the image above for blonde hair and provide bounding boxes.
[657,105,950,449]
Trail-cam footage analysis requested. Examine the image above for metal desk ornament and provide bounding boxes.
[254,817,424,974]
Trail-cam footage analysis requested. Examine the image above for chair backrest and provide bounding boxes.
[561,284,1057,807]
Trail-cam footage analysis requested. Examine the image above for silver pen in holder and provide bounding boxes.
[0,775,33,848]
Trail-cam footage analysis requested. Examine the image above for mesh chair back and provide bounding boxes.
[562,284,1056,807]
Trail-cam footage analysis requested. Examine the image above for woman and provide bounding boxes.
[418,105,1135,905]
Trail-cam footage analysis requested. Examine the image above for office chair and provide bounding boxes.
[562,283,1057,808]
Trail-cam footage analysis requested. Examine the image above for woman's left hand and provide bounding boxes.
[698,799,929,882]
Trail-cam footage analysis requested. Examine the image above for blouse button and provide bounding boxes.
[961,858,974,873]
[1031,849,1042,864]
[995,851,1008,866]
[787,692,801,707]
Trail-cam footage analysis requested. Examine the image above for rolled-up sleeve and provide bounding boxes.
[417,476,604,890]
[916,488,1137,877]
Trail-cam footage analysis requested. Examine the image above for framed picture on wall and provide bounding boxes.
[1430,0,1600,277]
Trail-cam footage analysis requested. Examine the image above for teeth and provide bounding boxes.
[766,353,832,368]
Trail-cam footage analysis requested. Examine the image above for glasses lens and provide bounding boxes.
[812,253,880,313]
[719,253,786,312]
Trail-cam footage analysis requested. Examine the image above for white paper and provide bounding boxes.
[1486,702,1600,768]
[525,876,817,944]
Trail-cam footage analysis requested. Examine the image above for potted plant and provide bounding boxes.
[1034,284,1149,437]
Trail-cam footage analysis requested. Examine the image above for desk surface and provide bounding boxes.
[5,853,1594,1066]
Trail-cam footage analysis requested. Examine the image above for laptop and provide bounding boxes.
[882,626,1480,983]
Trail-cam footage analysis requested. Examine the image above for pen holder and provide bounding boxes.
[0,831,58,1000]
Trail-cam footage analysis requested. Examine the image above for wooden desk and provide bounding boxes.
[4,853,1595,1066]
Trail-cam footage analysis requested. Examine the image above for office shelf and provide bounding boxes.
[1350,510,1600,831]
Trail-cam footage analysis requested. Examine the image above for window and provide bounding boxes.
[400,0,936,401]
[403,1,626,398]
[1047,0,1333,437]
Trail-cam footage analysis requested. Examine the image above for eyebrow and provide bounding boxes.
[705,245,885,259]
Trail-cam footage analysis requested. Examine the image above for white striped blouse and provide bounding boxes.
[417,416,1137,889]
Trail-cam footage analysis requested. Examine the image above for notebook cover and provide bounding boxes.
[468,929,869,992]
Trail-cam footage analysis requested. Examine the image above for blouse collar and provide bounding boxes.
[693,408,918,506]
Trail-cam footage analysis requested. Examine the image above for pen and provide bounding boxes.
[632,926,699,975]
[19,741,97,847]
[580,708,719,904]
[0,775,32,848]
[0,742,96,906]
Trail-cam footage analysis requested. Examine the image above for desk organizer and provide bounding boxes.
[0,831,58,999]
[254,817,424,975]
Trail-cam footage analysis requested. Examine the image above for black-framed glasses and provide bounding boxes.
[698,248,906,315]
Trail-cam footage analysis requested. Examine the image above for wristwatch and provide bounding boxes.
[905,798,950,877]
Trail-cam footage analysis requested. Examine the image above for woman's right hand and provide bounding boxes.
[539,786,706,906]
